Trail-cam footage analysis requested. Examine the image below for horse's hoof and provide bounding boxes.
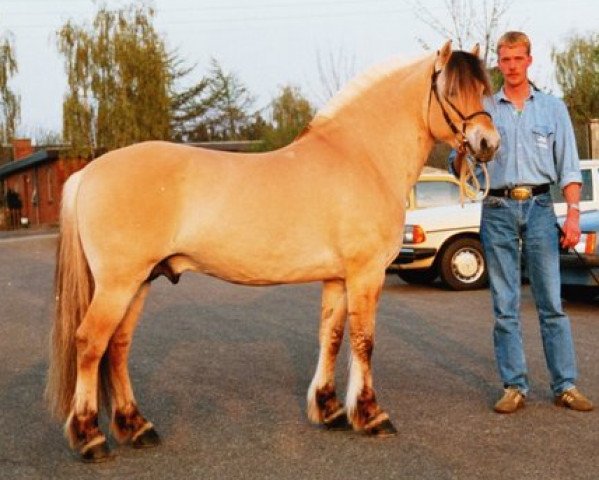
[324,413,352,431]
[80,441,113,463]
[365,418,398,438]
[132,427,161,449]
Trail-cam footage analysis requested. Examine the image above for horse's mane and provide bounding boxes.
[314,53,429,121]
[298,49,492,140]
[443,51,493,98]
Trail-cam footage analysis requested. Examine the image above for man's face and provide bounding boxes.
[497,44,532,89]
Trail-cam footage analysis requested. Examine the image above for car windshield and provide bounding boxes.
[414,180,462,208]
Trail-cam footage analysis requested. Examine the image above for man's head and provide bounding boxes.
[496,31,532,89]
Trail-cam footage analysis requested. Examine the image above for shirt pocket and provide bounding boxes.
[531,124,554,165]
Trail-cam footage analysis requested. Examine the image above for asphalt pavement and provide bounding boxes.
[1,234,598,479]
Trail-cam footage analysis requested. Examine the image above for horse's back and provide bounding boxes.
[73,140,401,285]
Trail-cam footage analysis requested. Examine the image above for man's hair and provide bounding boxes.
[497,31,531,56]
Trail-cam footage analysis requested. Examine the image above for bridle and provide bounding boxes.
[428,67,492,156]
[428,65,493,204]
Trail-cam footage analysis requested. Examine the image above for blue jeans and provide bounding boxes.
[480,192,577,396]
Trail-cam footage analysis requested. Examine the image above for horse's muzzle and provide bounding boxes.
[472,135,499,163]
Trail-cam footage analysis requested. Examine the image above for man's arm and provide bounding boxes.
[560,182,581,249]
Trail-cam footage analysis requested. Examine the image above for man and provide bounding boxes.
[453,31,592,414]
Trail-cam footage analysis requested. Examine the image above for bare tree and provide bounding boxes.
[409,0,512,67]
[313,47,357,104]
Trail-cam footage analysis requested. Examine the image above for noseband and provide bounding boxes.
[428,68,492,155]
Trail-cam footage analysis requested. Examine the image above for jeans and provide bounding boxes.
[480,192,577,395]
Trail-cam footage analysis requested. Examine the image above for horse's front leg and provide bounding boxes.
[345,270,397,436]
[108,283,160,449]
[307,279,350,429]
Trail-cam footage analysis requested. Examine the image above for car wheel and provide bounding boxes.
[396,267,438,284]
[439,237,487,290]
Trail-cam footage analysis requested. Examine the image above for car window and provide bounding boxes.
[414,180,461,208]
[550,168,593,203]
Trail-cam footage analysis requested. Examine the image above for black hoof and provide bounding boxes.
[324,413,352,431]
[80,441,113,463]
[365,418,398,437]
[132,427,161,449]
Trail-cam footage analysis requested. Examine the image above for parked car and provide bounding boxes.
[392,160,599,291]
[557,209,599,300]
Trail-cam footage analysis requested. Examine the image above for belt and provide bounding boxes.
[488,184,550,200]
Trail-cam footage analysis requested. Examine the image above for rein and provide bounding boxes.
[455,149,490,206]
[428,67,492,206]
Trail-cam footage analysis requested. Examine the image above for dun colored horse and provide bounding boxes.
[46,41,499,462]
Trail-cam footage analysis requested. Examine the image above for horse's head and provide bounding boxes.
[429,41,499,163]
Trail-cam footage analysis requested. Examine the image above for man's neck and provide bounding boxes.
[503,82,531,110]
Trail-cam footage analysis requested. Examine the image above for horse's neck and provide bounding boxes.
[307,56,436,199]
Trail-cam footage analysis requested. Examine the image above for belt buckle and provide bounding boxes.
[510,186,532,201]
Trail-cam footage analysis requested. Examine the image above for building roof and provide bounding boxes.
[0,149,59,179]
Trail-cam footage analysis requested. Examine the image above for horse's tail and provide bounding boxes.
[45,170,93,420]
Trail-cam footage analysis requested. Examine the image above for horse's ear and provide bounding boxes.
[435,40,452,70]
[471,43,481,58]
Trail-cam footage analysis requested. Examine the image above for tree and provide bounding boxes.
[261,85,315,151]
[552,33,599,124]
[57,4,171,157]
[409,0,512,68]
[314,47,357,103]
[170,76,212,142]
[203,59,255,141]
[0,32,20,145]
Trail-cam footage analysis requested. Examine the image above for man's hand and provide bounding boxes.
[560,209,581,249]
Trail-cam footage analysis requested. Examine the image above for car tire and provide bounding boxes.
[396,267,438,284]
[439,237,487,290]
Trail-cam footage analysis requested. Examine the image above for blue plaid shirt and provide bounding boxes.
[451,87,581,190]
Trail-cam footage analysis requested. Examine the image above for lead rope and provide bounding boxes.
[457,149,490,207]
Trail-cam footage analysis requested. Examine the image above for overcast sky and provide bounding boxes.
[1,0,597,139]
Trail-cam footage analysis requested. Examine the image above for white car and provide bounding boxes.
[392,160,599,291]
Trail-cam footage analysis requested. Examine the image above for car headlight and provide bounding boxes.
[403,224,426,244]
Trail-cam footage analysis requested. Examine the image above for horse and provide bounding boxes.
[45,41,499,462]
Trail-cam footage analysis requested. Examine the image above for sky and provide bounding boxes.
[0,0,597,140]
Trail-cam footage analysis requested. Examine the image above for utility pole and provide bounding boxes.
[589,119,599,159]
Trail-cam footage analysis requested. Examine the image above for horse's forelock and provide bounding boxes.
[443,51,493,99]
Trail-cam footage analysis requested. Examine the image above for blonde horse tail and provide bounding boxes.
[45,170,93,420]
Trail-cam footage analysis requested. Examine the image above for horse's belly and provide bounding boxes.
[173,244,344,285]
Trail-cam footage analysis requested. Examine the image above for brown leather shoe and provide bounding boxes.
[555,387,594,412]
[494,387,525,414]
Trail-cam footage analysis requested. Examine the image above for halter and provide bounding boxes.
[428,68,492,156]
[428,67,493,205]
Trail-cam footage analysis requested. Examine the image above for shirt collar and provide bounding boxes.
[496,84,537,103]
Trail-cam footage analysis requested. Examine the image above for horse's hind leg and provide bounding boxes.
[107,282,160,448]
[66,283,140,462]
[307,279,350,429]
[345,270,397,436]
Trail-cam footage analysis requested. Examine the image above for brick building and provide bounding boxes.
[0,139,87,229]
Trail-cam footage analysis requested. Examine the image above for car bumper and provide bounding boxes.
[391,247,437,266]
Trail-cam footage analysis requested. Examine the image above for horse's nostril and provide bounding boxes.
[480,138,488,151]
